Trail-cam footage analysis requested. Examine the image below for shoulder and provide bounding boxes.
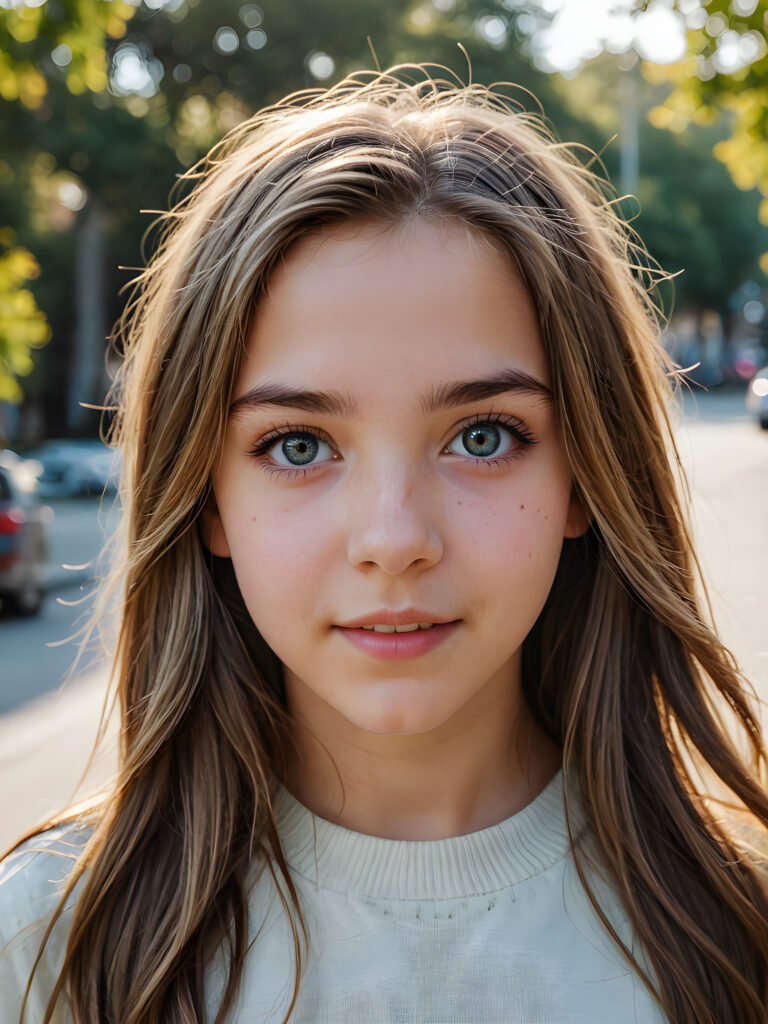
[0,821,92,1023]
[0,821,91,934]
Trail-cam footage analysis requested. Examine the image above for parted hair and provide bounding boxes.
[8,63,768,1024]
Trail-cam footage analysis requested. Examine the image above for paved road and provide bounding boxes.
[675,393,767,702]
[0,495,119,713]
[0,389,765,849]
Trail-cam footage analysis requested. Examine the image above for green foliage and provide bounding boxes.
[645,0,768,269]
[0,234,50,402]
[0,0,135,107]
[0,0,137,406]
[2,0,767,425]
[550,57,767,313]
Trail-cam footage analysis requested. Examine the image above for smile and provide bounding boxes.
[333,621,461,661]
[359,623,435,632]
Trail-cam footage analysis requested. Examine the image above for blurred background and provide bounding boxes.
[0,0,766,844]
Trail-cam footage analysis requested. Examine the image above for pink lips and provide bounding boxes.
[333,621,460,661]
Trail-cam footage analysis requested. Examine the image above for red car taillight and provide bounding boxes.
[0,507,24,534]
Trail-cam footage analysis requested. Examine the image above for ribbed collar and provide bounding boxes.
[274,769,584,901]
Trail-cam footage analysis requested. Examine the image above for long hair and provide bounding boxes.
[9,63,768,1023]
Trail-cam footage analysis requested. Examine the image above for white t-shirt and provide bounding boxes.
[0,770,668,1022]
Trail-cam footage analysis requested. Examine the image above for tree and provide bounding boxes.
[542,54,767,316]
[643,0,768,270]
[0,0,135,107]
[0,0,136,407]
[5,0,767,435]
[0,233,49,402]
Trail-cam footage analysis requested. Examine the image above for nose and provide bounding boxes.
[345,461,444,575]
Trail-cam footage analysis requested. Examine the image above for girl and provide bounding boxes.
[1,62,767,1024]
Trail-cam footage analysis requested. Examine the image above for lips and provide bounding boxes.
[336,608,457,629]
[333,620,460,661]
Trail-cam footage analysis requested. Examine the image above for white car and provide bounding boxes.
[23,440,121,499]
[746,365,768,430]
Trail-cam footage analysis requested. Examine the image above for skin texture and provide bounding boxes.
[203,217,588,840]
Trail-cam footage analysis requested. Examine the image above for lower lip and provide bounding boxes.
[333,622,461,661]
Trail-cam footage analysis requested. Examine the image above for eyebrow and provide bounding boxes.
[229,368,552,418]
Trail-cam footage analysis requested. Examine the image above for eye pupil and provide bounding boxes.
[464,424,500,457]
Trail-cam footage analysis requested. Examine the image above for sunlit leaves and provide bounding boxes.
[171,90,249,161]
[0,0,138,403]
[645,0,768,215]
[0,0,136,109]
[0,237,51,403]
[5,3,45,46]
[0,50,46,105]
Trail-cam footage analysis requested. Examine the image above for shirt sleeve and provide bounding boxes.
[0,824,91,1024]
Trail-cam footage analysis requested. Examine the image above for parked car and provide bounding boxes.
[23,440,121,499]
[0,451,51,615]
[746,365,768,430]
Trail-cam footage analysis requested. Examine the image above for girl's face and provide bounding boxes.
[205,217,587,737]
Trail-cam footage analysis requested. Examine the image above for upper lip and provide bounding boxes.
[336,609,458,628]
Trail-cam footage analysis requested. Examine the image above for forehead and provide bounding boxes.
[237,217,549,401]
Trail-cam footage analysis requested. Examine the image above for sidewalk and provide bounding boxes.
[0,663,116,850]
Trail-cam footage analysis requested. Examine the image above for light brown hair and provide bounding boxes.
[8,63,768,1023]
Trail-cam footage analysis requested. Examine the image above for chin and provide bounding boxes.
[344,692,453,737]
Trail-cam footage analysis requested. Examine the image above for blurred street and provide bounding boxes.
[0,494,119,713]
[0,387,766,849]
[676,389,768,705]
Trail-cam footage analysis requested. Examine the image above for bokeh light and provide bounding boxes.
[214,27,240,55]
[239,4,264,28]
[110,42,164,98]
[307,50,335,80]
[58,181,86,212]
[246,29,267,50]
[51,45,72,68]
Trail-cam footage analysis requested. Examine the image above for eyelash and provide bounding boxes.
[249,411,538,480]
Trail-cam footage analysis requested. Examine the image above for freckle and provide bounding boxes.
[457,500,462,506]
[519,504,525,510]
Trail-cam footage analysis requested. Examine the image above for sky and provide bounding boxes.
[477,0,765,77]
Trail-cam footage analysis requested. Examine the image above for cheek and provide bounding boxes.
[221,486,339,637]
[454,479,570,617]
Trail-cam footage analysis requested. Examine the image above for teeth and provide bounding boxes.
[360,623,436,633]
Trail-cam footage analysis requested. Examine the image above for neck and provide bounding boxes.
[280,665,561,841]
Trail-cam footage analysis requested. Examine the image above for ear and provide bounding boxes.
[199,493,231,558]
[564,486,591,539]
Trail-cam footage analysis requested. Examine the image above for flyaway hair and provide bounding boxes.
[5,62,767,1024]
